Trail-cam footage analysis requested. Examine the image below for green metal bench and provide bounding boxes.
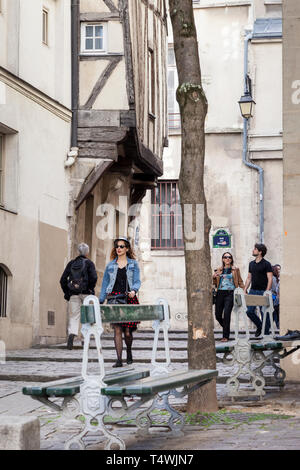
[216,288,300,400]
[23,296,217,450]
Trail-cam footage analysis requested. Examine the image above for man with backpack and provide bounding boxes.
[60,243,98,350]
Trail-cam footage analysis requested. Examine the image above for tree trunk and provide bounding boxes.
[169,0,218,412]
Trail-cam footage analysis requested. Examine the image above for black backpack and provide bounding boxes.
[67,258,89,294]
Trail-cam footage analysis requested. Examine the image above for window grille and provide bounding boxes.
[151,181,184,250]
[0,267,7,318]
[48,311,55,326]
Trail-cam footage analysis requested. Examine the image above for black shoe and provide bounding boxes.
[255,328,262,338]
[67,334,75,350]
[112,360,123,368]
[127,352,133,364]
[274,330,300,341]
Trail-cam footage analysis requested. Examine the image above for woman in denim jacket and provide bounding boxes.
[99,237,141,367]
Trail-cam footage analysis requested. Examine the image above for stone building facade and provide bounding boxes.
[0,0,72,348]
[70,0,168,299]
[281,0,300,381]
[139,0,283,330]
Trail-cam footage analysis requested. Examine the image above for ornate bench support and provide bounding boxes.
[226,288,268,399]
[151,298,171,376]
[65,295,125,450]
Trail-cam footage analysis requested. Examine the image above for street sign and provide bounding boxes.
[213,229,231,248]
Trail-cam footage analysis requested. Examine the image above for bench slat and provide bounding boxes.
[251,341,284,351]
[22,368,150,398]
[101,369,218,396]
[81,304,165,324]
[234,294,270,307]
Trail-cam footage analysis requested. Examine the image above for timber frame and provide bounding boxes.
[72,0,167,209]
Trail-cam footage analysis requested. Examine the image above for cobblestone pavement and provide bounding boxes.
[1,329,300,450]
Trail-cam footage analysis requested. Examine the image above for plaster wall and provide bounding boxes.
[0,76,71,349]
[0,0,71,108]
[140,3,283,329]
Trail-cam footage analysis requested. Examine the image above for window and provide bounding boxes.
[0,135,3,206]
[168,48,180,129]
[151,181,184,250]
[42,8,49,45]
[81,23,107,54]
[0,266,8,318]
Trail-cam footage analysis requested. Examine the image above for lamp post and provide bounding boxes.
[239,75,264,243]
[238,91,256,119]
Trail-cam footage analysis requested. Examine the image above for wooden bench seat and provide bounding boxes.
[23,296,218,450]
[218,288,300,400]
[101,369,217,397]
[22,368,150,399]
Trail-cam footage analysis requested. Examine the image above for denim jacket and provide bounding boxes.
[99,257,141,303]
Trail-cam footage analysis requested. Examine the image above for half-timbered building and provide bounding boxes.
[70,0,168,288]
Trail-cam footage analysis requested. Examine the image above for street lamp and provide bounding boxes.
[238,91,256,119]
[239,74,255,119]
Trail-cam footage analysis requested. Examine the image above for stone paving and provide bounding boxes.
[1,329,300,450]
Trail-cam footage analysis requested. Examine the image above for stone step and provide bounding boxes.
[35,329,275,348]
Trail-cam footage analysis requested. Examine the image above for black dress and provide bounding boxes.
[109,267,140,330]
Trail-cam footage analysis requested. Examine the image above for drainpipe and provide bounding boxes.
[242,32,264,243]
[70,0,79,159]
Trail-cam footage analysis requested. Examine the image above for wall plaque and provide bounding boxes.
[213,229,231,248]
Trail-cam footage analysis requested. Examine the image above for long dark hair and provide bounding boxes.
[272,265,280,279]
[222,252,234,267]
[110,239,136,260]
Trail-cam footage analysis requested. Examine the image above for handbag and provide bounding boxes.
[212,288,217,305]
[107,293,128,304]
[106,274,129,304]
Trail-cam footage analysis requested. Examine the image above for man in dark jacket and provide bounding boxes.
[60,243,97,349]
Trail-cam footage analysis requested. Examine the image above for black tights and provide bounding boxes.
[113,325,133,361]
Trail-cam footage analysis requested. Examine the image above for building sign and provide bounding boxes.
[213,229,231,248]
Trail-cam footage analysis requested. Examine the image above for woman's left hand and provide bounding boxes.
[128,290,136,298]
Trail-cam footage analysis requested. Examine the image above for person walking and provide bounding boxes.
[244,243,273,337]
[271,264,281,329]
[213,252,244,342]
[60,243,98,350]
[99,237,141,367]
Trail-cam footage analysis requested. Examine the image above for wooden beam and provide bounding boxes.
[75,160,114,209]
[120,110,136,127]
[78,142,118,159]
[103,0,119,13]
[79,53,123,61]
[78,110,120,127]
[78,127,127,143]
[83,56,122,110]
[119,0,135,106]
[80,12,120,22]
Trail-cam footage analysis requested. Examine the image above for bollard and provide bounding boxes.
[0,416,40,450]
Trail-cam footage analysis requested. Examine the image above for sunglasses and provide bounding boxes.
[223,256,232,259]
[115,244,126,249]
